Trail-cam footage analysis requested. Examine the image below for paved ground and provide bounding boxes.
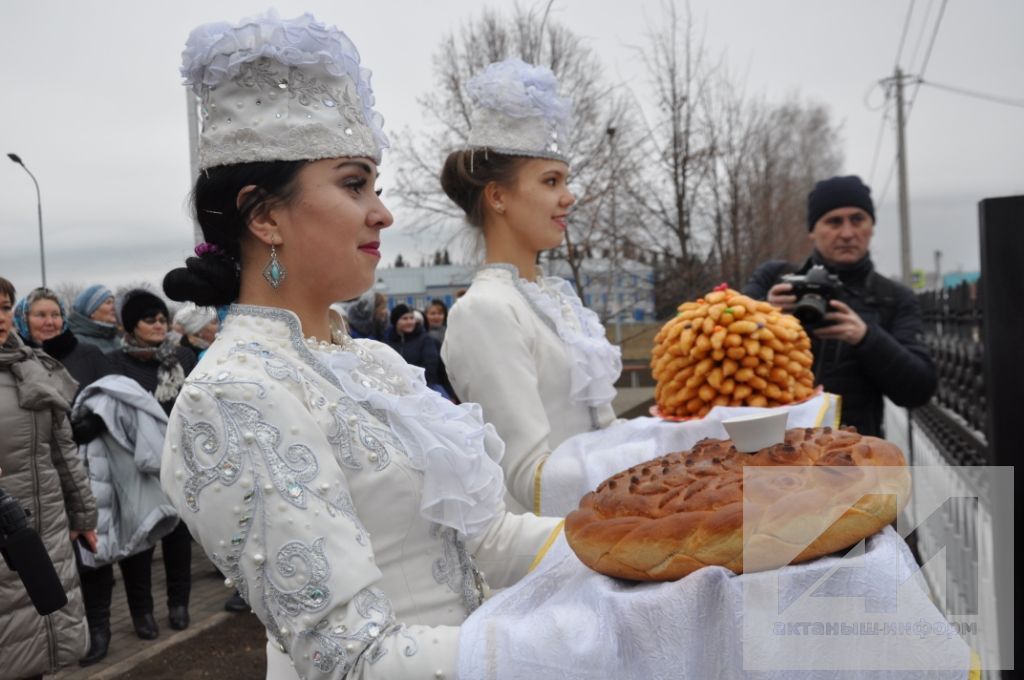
[50,546,255,680]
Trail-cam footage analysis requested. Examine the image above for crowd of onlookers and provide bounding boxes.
[0,278,214,674]
[339,290,457,399]
[0,277,457,677]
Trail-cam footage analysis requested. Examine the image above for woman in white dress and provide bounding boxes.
[440,59,622,514]
[160,15,560,680]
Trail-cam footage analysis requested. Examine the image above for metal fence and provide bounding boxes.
[885,196,1019,678]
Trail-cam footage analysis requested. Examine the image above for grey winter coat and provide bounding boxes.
[0,334,97,677]
[72,375,178,568]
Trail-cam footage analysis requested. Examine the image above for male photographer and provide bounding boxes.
[742,175,937,437]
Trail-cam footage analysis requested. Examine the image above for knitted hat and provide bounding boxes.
[464,58,572,163]
[390,303,412,327]
[73,284,114,317]
[173,302,217,335]
[807,175,875,230]
[181,11,387,170]
[119,290,169,333]
[344,290,375,330]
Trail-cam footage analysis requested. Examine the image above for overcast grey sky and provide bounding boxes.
[2,0,1021,295]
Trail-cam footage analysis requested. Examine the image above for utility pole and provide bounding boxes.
[894,67,913,286]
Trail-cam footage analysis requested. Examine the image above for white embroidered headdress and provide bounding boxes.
[465,58,572,163]
[181,12,387,170]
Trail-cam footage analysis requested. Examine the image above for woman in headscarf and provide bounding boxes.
[13,287,113,399]
[0,276,98,678]
[67,284,121,353]
[160,14,561,679]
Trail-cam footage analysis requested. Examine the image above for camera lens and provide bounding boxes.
[793,294,828,326]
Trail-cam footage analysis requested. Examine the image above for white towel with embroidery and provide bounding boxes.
[539,391,841,516]
[458,527,969,679]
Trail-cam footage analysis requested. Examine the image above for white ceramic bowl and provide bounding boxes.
[721,410,789,453]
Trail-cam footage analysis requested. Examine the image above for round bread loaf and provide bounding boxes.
[565,427,910,581]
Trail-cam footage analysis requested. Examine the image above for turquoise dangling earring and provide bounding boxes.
[262,244,286,289]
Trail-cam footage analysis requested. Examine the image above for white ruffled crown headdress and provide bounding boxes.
[182,12,387,170]
[465,58,572,163]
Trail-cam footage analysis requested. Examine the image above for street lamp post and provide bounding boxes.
[7,153,46,287]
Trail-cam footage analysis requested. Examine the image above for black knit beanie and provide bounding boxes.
[120,290,169,333]
[807,175,875,230]
[390,303,412,328]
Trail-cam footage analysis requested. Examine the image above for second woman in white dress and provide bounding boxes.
[440,59,622,514]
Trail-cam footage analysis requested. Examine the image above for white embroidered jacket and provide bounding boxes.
[443,266,620,514]
[161,305,560,680]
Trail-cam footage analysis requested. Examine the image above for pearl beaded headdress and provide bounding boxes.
[181,12,387,170]
[464,58,572,163]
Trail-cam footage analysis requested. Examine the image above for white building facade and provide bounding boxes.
[374,258,655,324]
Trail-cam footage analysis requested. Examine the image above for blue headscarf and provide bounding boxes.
[73,284,114,317]
[14,288,68,344]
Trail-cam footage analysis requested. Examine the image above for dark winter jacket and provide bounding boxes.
[385,325,442,387]
[107,345,197,415]
[34,329,114,398]
[742,252,937,437]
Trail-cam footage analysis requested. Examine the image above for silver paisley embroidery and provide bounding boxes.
[301,587,407,674]
[431,525,485,614]
[271,538,332,617]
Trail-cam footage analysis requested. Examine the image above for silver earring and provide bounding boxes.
[262,244,286,288]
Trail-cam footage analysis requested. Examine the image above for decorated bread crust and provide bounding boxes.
[565,427,910,581]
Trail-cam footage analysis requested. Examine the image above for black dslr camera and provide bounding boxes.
[780,265,843,328]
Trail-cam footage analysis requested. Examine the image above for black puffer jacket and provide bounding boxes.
[34,329,114,398]
[385,325,442,387]
[743,252,937,437]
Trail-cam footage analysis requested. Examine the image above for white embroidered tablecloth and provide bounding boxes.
[458,527,969,679]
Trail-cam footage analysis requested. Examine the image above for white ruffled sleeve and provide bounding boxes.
[161,369,459,680]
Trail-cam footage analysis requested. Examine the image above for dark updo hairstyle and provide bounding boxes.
[439,149,525,227]
[163,161,306,306]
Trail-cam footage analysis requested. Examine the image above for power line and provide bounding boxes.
[894,0,916,68]
[917,0,948,79]
[916,78,1024,109]
[867,99,892,189]
[875,155,898,214]
[906,0,934,71]
[907,0,948,119]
